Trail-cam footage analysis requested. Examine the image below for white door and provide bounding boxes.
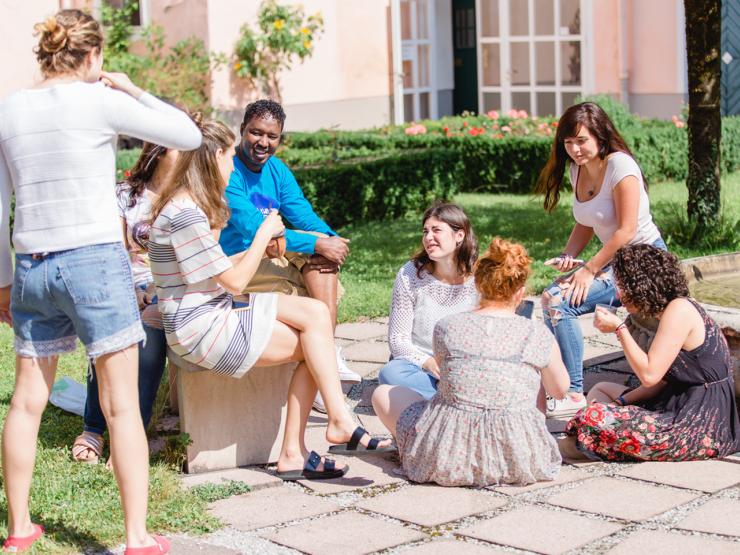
[476,0,585,116]
[400,0,437,121]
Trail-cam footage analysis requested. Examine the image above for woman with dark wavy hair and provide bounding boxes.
[535,102,666,418]
[378,202,479,399]
[566,244,740,461]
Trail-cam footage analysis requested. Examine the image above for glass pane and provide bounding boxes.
[510,0,529,35]
[404,94,415,122]
[560,0,580,35]
[107,0,141,25]
[418,45,429,87]
[401,1,412,40]
[416,0,429,39]
[403,59,413,88]
[560,41,581,85]
[535,0,554,35]
[419,92,430,119]
[483,92,501,113]
[561,92,579,111]
[537,92,557,116]
[535,41,555,85]
[512,92,531,113]
[481,44,501,86]
[466,9,476,47]
[510,42,530,85]
[480,0,499,38]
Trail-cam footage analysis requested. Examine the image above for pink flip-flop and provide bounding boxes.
[124,535,170,554]
[2,524,44,553]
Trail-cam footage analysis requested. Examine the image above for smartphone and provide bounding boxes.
[544,256,585,266]
[515,299,535,319]
[233,299,251,309]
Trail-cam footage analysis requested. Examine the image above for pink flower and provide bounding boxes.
[487,110,500,120]
[506,108,519,118]
[517,109,528,119]
[501,125,512,133]
[701,436,712,447]
[404,123,427,136]
[672,115,686,128]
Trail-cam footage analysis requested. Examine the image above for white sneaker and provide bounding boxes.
[312,391,327,414]
[336,346,361,383]
[546,394,587,418]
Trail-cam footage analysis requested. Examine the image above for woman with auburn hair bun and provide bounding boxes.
[373,237,570,487]
[567,244,740,462]
[0,8,201,554]
[378,202,479,400]
[535,101,666,419]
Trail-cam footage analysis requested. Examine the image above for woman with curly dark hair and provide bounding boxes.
[566,244,740,462]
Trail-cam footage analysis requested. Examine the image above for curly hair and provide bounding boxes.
[474,237,531,303]
[240,99,286,134]
[33,10,103,78]
[612,244,689,317]
[411,202,478,278]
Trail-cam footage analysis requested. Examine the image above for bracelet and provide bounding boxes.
[615,394,627,406]
[614,322,628,336]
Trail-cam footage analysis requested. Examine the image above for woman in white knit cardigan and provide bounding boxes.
[0,10,200,554]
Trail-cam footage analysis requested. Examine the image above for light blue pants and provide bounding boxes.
[378,358,438,400]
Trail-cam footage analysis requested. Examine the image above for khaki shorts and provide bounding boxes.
[243,231,345,300]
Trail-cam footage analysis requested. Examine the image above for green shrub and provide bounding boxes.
[293,149,462,227]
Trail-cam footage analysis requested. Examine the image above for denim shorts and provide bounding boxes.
[11,242,145,359]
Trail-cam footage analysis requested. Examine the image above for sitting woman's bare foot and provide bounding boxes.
[326,420,394,454]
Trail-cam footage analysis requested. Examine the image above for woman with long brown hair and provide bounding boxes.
[378,203,479,399]
[0,9,200,553]
[535,102,665,418]
[148,118,392,480]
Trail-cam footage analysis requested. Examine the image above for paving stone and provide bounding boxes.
[297,453,404,494]
[261,511,426,554]
[335,322,388,341]
[458,506,622,554]
[675,498,740,536]
[345,361,381,378]
[400,539,509,554]
[373,316,390,325]
[724,451,740,463]
[617,460,740,493]
[209,486,340,531]
[167,537,241,554]
[357,381,380,408]
[608,530,739,554]
[492,465,589,495]
[582,342,621,364]
[546,477,698,521]
[341,341,391,364]
[357,485,506,526]
[357,413,392,436]
[180,466,281,491]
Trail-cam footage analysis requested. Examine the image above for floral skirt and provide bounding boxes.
[566,402,723,462]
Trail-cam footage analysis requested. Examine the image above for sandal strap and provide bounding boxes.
[367,437,380,450]
[348,426,367,451]
[323,458,336,472]
[305,451,322,472]
[72,432,103,457]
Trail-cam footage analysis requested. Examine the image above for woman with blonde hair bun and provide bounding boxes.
[0,8,200,554]
[373,237,570,487]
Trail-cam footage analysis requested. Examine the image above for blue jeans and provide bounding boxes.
[542,237,667,393]
[378,358,438,400]
[84,324,168,435]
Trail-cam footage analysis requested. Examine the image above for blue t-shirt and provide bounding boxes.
[220,155,336,256]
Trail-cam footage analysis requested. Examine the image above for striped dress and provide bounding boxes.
[149,198,278,377]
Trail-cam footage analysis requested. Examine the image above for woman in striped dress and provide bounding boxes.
[148,118,391,479]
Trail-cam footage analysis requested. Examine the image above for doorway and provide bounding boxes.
[453,0,479,114]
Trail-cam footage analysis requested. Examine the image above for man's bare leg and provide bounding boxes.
[302,267,338,330]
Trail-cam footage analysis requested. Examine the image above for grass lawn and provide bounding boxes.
[337,171,740,322]
[0,172,737,552]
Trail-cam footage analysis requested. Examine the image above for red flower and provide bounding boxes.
[619,438,641,455]
[124,169,131,178]
[443,126,449,133]
[706,449,716,457]
[599,430,617,444]
[462,121,469,127]
[582,405,605,426]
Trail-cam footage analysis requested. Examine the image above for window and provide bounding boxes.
[400,0,437,121]
[104,0,150,28]
[477,0,584,116]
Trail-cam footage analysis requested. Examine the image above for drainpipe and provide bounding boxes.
[618,0,630,106]
[391,0,404,125]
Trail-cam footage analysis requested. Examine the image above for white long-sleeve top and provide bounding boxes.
[0,81,202,287]
[388,260,479,367]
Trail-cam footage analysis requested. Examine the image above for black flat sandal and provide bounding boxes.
[276,451,348,481]
[328,426,397,457]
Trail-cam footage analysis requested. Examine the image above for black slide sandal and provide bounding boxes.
[276,451,348,481]
[328,426,397,457]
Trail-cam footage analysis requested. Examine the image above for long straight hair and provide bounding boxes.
[150,116,235,229]
[412,202,478,278]
[535,102,644,212]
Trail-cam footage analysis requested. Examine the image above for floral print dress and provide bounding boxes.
[567,299,740,461]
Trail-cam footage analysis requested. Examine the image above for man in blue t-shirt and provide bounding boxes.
[220,100,360,394]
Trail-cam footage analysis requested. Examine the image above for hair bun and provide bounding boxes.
[34,16,68,54]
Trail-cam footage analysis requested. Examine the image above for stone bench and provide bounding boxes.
[167,349,296,474]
